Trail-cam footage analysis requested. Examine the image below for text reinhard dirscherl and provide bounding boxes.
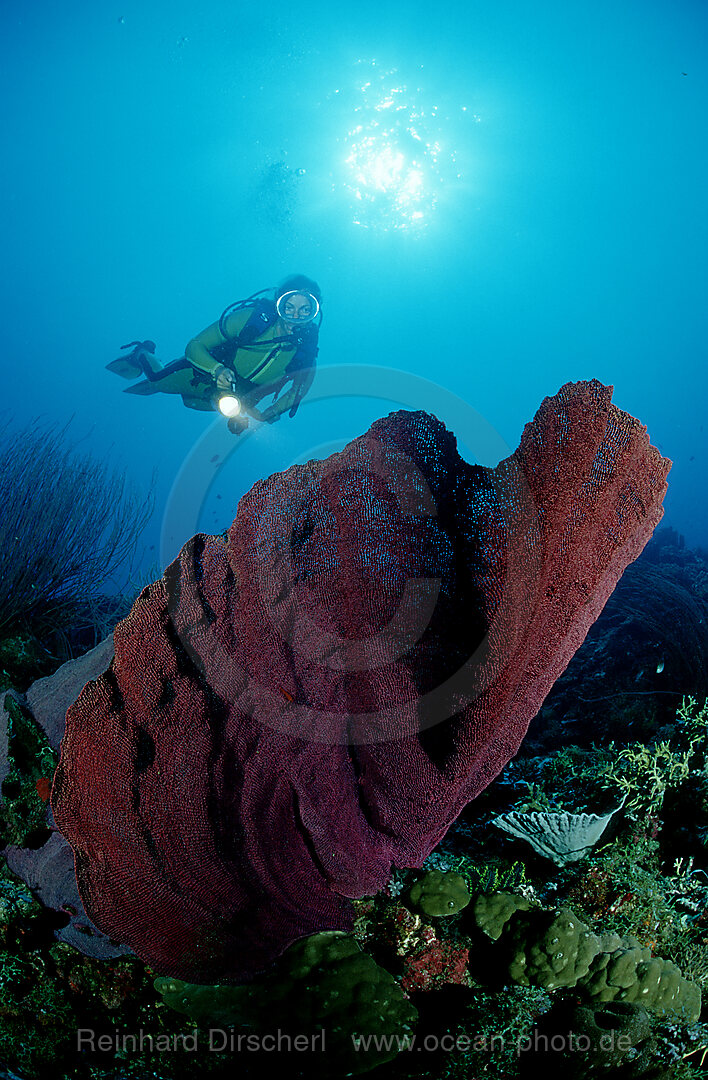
[77,1029,326,1053]
[76,1027,636,1057]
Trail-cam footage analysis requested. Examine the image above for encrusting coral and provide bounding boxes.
[50,382,670,982]
[472,890,534,941]
[470,891,701,1021]
[408,869,471,916]
[155,930,418,1076]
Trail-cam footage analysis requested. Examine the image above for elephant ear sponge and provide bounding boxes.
[51,381,671,983]
[408,870,471,916]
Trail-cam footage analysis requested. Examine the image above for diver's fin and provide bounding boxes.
[106,355,144,379]
[124,380,159,396]
[107,339,159,379]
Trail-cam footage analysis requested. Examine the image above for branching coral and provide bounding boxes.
[601,697,708,817]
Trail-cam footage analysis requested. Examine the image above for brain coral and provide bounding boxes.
[51,382,670,982]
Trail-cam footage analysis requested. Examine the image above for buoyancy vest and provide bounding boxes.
[212,299,319,416]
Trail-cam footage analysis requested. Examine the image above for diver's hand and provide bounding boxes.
[215,369,235,391]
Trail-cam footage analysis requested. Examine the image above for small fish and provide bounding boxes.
[210,455,220,463]
[656,659,665,674]
[278,685,294,702]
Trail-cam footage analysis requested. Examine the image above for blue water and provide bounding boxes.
[2,0,706,587]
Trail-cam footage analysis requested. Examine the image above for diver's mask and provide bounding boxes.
[275,290,320,327]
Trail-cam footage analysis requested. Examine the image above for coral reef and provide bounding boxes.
[0,693,56,850]
[518,1001,669,1079]
[398,935,470,992]
[472,890,533,940]
[2,691,708,1076]
[1,643,127,960]
[51,383,670,982]
[495,903,602,990]
[581,933,701,1019]
[5,387,702,1078]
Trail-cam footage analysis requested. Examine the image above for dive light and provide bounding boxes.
[217,394,242,418]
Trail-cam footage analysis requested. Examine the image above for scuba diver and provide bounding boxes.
[107,275,321,434]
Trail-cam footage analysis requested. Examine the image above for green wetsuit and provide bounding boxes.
[126,306,317,420]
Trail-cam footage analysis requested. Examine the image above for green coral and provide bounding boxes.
[0,876,40,947]
[468,892,701,1023]
[504,745,616,814]
[431,983,553,1080]
[0,948,77,1078]
[503,905,601,990]
[422,851,529,898]
[567,822,708,990]
[604,740,694,816]
[458,858,528,897]
[0,633,54,693]
[580,934,702,1021]
[472,890,533,941]
[155,930,418,1076]
[521,1000,677,1079]
[408,869,471,917]
[503,700,708,826]
[601,697,708,818]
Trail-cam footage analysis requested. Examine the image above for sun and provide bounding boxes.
[337,62,452,232]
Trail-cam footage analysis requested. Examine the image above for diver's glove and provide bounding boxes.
[214,366,236,391]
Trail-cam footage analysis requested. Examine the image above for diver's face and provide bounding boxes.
[281,293,312,333]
